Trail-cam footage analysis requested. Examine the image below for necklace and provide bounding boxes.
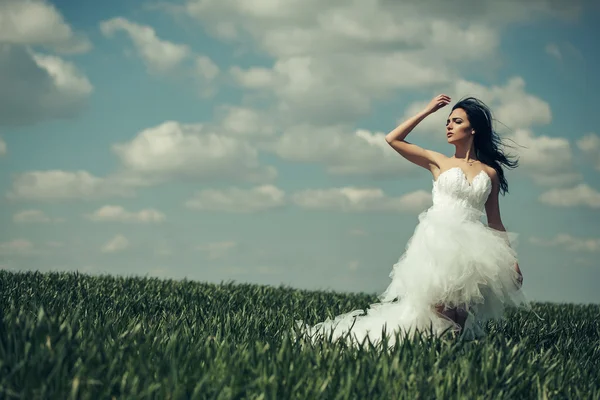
[453,157,479,166]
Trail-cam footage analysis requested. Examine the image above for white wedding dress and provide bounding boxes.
[295,166,534,347]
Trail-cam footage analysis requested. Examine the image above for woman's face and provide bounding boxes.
[445,108,473,143]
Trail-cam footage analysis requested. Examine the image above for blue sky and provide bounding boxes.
[1,0,599,305]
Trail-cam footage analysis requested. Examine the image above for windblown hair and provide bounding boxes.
[451,97,518,196]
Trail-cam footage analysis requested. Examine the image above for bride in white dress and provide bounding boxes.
[295,94,534,347]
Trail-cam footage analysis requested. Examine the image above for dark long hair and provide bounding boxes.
[451,97,518,196]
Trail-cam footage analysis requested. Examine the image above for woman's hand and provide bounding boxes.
[423,94,451,115]
[515,262,523,289]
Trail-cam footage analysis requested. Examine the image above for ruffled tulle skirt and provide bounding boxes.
[294,204,533,348]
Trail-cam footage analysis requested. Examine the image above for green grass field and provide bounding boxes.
[1,270,599,399]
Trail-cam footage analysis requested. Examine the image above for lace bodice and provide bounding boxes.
[431,167,492,214]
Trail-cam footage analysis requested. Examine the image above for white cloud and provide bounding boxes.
[195,241,237,259]
[530,234,600,253]
[185,185,285,212]
[0,1,92,127]
[8,118,278,202]
[195,55,219,80]
[112,120,277,184]
[269,125,408,177]
[545,43,562,60]
[292,187,431,213]
[7,170,135,201]
[0,136,6,155]
[13,209,63,223]
[178,1,576,186]
[100,17,190,73]
[527,173,582,187]
[543,41,585,67]
[85,205,166,223]
[194,54,221,97]
[101,234,130,253]
[30,51,93,96]
[229,66,273,89]
[576,132,600,171]
[509,129,580,186]
[185,0,559,56]
[184,0,578,125]
[0,239,35,256]
[511,129,570,168]
[253,77,561,181]
[213,105,276,138]
[99,17,220,94]
[0,0,91,53]
[230,52,450,125]
[0,46,93,126]
[539,184,600,209]
[205,2,469,124]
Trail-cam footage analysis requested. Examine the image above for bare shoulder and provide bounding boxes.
[483,165,499,187]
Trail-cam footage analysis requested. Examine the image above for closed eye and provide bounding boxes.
[446,117,463,125]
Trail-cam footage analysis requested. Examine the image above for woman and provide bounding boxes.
[295,94,533,347]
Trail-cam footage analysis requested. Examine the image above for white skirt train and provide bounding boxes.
[294,204,535,347]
